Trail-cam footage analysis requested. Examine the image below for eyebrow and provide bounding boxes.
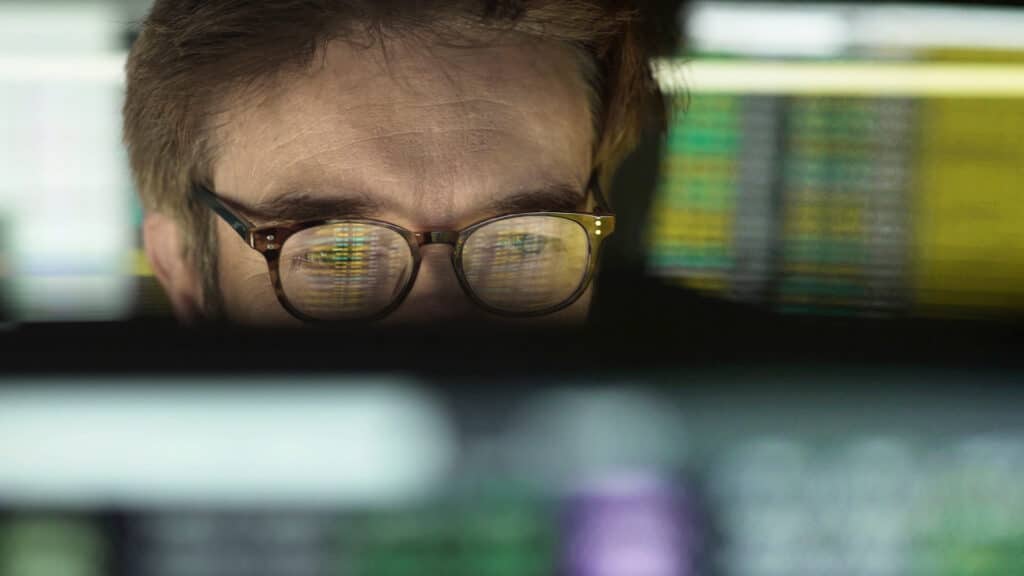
[486,184,587,215]
[232,182,587,226]
[244,192,383,223]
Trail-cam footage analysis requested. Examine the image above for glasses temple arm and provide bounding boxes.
[191,184,254,242]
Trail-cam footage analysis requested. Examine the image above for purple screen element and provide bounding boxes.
[561,474,701,576]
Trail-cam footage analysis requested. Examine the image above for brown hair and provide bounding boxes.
[123,0,670,310]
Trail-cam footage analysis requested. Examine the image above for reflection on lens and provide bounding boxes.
[462,216,590,314]
[280,223,413,320]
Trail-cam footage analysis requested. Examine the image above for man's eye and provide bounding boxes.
[288,247,362,271]
[495,233,554,256]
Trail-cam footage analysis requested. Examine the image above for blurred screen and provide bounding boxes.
[648,2,1024,319]
[2,372,1024,576]
[0,2,135,322]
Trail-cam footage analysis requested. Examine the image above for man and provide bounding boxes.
[124,0,668,325]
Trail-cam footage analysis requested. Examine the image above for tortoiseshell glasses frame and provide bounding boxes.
[190,173,616,322]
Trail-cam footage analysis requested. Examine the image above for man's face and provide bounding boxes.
[207,34,596,324]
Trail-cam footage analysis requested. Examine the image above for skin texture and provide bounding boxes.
[146,33,597,325]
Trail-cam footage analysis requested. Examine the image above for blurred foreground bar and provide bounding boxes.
[2,364,1024,576]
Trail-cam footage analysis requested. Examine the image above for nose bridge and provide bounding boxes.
[382,242,476,322]
[416,231,459,246]
[411,244,460,294]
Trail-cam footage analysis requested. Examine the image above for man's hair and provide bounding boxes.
[123,0,672,311]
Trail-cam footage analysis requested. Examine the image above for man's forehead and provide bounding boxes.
[211,33,594,226]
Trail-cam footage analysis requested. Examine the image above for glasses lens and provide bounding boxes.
[279,222,414,320]
[461,215,591,314]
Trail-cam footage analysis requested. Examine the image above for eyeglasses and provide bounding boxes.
[191,176,616,322]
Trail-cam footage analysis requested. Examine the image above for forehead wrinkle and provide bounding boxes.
[254,141,350,204]
[331,98,523,127]
[324,126,511,148]
[247,95,525,192]
[318,100,524,140]
[252,111,526,206]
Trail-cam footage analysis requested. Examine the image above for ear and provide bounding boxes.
[143,212,205,323]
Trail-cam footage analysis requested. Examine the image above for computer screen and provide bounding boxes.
[647,1,1024,319]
